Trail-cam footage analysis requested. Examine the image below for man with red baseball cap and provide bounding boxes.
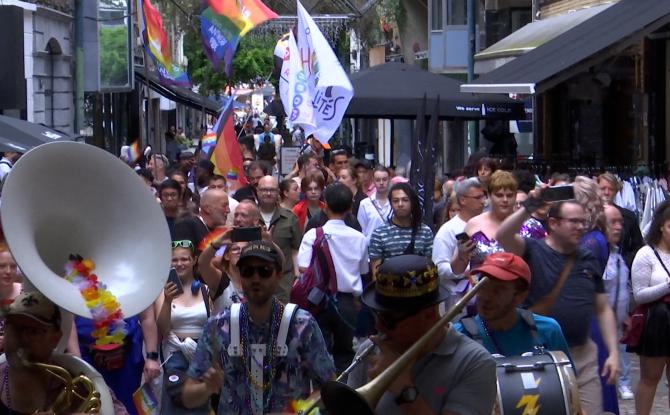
[454,252,570,357]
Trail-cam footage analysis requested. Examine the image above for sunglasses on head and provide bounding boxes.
[172,240,194,251]
[239,264,275,279]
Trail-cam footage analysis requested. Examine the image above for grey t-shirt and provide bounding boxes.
[522,237,604,347]
[347,327,496,415]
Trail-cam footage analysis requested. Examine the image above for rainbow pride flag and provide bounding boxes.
[211,98,248,192]
[201,132,218,156]
[200,0,278,75]
[132,381,160,415]
[137,0,191,87]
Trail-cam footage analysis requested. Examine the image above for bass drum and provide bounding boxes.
[494,351,580,415]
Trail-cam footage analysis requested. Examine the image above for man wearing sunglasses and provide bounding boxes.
[346,255,496,415]
[182,241,335,414]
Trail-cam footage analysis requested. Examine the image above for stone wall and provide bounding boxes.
[31,5,74,133]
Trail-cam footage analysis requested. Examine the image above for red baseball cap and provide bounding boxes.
[470,252,531,284]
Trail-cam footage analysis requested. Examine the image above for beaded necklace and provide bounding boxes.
[480,318,504,355]
[239,298,285,413]
[2,368,12,415]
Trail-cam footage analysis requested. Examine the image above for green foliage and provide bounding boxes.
[99,25,129,87]
[185,28,276,96]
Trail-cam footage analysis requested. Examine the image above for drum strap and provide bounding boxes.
[461,310,544,353]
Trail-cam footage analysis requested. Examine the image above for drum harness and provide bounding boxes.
[460,309,547,359]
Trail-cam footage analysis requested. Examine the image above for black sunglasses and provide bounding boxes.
[239,264,275,279]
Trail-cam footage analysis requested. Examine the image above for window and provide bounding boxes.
[448,0,467,26]
[431,0,443,31]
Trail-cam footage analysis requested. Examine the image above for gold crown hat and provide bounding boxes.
[4,291,61,327]
[361,255,449,313]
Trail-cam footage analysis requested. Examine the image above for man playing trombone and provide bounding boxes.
[346,255,496,415]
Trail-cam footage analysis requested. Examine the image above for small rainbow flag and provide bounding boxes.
[211,98,248,193]
[128,141,142,162]
[198,226,229,253]
[200,0,278,75]
[201,132,217,157]
[133,381,160,415]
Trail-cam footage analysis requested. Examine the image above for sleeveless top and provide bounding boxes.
[171,300,208,338]
[469,231,504,268]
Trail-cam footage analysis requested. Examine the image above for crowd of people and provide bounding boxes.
[2,139,670,415]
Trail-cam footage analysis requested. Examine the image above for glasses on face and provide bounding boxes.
[552,217,588,227]
[172,240,195,251]
[239,264,275,279]
[371,309,411,330]
[258,188,278,193]
[229,245,243,254]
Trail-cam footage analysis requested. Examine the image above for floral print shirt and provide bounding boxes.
[187,305,335,414]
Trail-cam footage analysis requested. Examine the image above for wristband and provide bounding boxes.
[210,241,222,250]
[146,351,159,361]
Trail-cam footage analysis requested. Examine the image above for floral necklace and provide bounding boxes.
[239,298,285,413]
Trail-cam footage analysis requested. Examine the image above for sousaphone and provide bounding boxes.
[1,141,171,317]
[1,141,171,414]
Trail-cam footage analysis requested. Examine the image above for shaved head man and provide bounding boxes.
[201,188,231,229]
[233,200,261,228]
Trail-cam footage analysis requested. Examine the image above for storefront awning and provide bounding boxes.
[134,67,221,116]
[474,3,611,74]
[462,0,670,94]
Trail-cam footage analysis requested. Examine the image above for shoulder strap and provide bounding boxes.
[276,303,298,356]
[652,248,670,278]
[228,303,242,356]
[530,254,576,316]
[403,226,417,255]
[460,317,483,344]
[200,284,212,317]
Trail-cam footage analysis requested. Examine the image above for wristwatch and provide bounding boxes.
[146,351,159,361]
[395,386,419,405]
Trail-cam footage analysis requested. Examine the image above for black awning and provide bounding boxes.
[461,0,670,94]
[346,62,524,120]
[134,67,221,115]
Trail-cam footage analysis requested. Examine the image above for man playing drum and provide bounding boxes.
[455,252,570,357]
[347,255,496,415]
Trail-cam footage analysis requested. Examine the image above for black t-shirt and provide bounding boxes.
[174,215,209,253]
[233,185,257,203]
[522,237,604,347]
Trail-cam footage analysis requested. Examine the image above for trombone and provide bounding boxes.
[318,277,489,415]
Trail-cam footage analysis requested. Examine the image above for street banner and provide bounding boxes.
[409,94,440,227]
[210,98,248,192]
[279,0,353,144]
[201,0,278,76]
[136,0,191,87]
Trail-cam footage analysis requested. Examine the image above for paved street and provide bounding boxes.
[618,351,667,414]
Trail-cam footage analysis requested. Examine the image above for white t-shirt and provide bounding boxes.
[432,215,467,284]
[357,194,392,241]
[297,219,369,295]
[260,209,274,228]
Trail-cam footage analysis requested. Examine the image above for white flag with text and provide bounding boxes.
[279,0,353,143]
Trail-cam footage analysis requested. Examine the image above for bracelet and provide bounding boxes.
[146,351,159,361]
[210,241,222,250]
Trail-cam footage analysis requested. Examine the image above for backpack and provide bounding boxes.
[290,227,338,315]
[257,134,276,161]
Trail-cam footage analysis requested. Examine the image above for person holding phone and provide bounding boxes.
[155,240,212,413]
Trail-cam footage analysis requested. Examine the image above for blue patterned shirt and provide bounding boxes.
[187,305,335,414]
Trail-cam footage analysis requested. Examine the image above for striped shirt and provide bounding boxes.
[369,222,434,260]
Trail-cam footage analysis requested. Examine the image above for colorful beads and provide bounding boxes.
[64,254,127,346]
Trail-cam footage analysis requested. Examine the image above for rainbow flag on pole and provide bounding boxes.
[211,98,248,191]
[200,0,278,75]
[137,0,191,87]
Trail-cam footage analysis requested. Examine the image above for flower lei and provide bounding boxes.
[64,254,127,345]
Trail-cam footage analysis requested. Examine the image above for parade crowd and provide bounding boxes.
[2,131,670,415]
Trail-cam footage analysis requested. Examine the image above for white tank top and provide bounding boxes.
[170,300,208,338]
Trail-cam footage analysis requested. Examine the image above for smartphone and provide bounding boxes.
[231,227,262,242]
[455,232,470,243]
[542,185,575,202]
[166,268,184,297]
